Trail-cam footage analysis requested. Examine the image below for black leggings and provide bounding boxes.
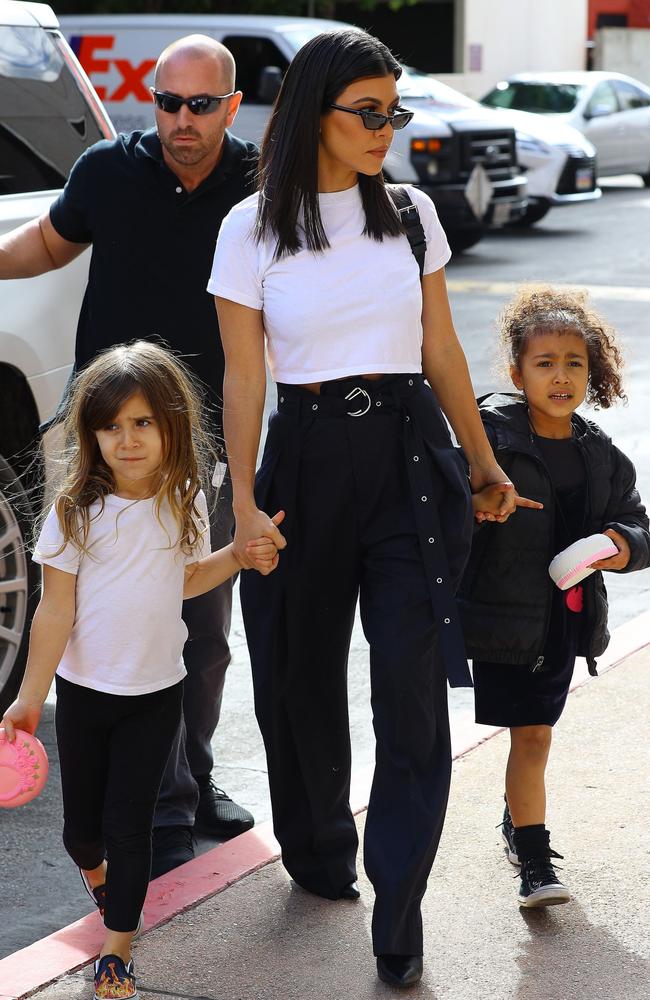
[55,675,183,932]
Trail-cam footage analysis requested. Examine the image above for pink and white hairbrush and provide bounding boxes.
[548,533,618,591]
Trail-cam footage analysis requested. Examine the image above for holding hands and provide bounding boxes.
[472,482,544,524]
[234,508,287,573]
[470,461,543,524]
[243,510,286,575]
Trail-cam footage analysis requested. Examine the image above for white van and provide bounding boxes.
[0,0,115,711]
[58,13,528,252]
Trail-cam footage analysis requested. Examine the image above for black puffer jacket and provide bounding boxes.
[458,394,650,674]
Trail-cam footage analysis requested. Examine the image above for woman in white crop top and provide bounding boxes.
[210,29,521,987]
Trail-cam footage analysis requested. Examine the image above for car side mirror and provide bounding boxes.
[257,66,283,104]
[585,103,614,120]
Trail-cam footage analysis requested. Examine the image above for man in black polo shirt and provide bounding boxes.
[0,35,261,877]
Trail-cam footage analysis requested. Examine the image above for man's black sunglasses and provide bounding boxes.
[328,103,414,130]
[152,90,235,115]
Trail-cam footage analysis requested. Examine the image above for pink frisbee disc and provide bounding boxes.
[0,729,49,808]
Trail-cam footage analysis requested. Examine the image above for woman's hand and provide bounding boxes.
[470,461,542,523]
[472,482,544,524]
[234,508,287,570]
[1,698,43,742]
[591,528,631,571]
[244,511,286,575]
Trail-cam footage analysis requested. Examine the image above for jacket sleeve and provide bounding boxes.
[602,444,650,573]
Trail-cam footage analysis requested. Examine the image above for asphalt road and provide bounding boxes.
[2,176,649,959]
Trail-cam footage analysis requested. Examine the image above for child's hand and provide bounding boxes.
[591,528,630,571]
[245,510,285,575]
[1,698,42,742]
[472,483,543,524]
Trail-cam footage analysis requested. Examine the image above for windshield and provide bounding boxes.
[0,26,107,194]
[398,68,477,109]
[481,81,584,114]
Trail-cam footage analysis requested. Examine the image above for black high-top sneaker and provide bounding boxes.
[518,853,571,907]
[499,799,519,865]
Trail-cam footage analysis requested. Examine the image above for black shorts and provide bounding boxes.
[472,592,581,728]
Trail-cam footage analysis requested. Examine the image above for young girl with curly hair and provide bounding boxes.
[1,342,281,1000]
[458,285,650,909]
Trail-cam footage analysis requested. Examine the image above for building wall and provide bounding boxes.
[588,1,650,37]
[593,25,650,82]
[435,0,589,98]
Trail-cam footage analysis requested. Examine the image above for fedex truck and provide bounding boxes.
[58,13,528,252]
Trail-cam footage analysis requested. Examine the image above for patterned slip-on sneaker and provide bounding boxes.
[79,869,144,938]
[79,868,107,917]
[93,954,137,1000]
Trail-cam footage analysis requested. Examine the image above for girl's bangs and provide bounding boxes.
[84,372,148,431]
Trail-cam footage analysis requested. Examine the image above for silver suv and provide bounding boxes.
[0,0,114,711]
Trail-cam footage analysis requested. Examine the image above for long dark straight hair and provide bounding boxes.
[256,29,404,258]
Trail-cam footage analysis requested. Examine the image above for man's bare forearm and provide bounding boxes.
[0,214,87,278]
[0,218,56,278]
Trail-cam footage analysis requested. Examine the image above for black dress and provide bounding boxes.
[473,434,587,728]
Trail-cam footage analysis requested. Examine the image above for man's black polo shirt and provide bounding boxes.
[49,128,258,429]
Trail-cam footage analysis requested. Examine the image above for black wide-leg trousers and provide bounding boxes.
[242,376,470,956]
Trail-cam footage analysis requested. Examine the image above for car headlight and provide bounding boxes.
[515,132,552,156]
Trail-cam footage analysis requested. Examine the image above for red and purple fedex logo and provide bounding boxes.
[69,35,155,102]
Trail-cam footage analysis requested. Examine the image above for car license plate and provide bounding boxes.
[492,201,512,226]
[575,167,593,191]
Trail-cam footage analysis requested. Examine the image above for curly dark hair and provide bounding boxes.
[497,285,626,408]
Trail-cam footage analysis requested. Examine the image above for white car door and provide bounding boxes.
[611,80,650,175]
[582,80,623,174]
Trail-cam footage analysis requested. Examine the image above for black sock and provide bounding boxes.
[514,824,549,863]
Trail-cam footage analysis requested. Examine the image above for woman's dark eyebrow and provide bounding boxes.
[351,96,400,106]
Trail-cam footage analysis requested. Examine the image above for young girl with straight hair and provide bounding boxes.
[209,28,529,987]
[1,341,280,1000]
[460,286,650,908]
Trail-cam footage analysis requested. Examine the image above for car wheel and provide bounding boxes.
[511,201,551,227]
[448,227,485,253]
[641,172,650,187]
[0,456,40,715]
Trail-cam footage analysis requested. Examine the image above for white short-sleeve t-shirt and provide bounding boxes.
[33,491,211,696]
[207,184,451,384]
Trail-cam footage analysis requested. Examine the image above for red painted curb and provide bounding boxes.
[0,823,281,999]
[1,609,649,1000]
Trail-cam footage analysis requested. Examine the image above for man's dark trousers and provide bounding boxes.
[154,480,235,826]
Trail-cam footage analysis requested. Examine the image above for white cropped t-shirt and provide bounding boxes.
[207,184,451,384]
[33,491,210,696]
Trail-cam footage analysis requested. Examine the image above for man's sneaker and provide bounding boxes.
[79,869,144,939]
[150,824,195,880]
[518,856,571,907]
[93,954,137,1000]
[194,778,254,839]
[498,801,519,865]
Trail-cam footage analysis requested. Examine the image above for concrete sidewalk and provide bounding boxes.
[10,642,649,1000]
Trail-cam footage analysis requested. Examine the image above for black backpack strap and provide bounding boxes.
[388,185,427,278]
